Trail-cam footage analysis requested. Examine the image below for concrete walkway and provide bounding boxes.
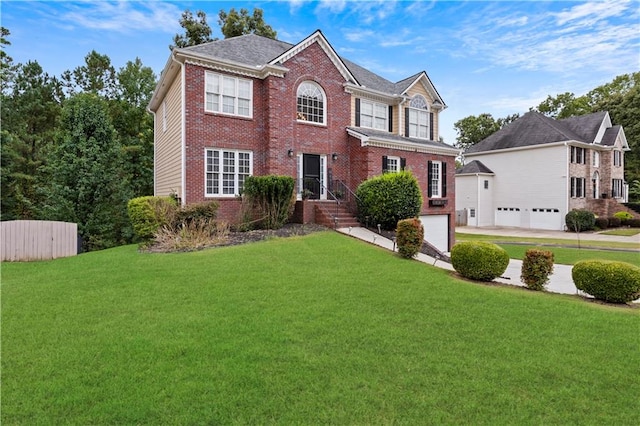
[336,226,639,303]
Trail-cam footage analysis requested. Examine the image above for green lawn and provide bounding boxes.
[3,232,639,424]
[600,228,640,237]
[455,232,640,250]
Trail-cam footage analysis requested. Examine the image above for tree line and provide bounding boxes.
[0,8,276,251]
[453,73,640,200]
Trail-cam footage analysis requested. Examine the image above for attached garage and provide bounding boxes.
[530,208,562,230]
[495,207,521,227]
[419,214,450,253]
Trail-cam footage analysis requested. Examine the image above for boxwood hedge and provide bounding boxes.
[451,241,510,282]
[572,260,640,303]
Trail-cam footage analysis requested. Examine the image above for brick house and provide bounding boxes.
[456,111,632,230]
[148,30,460,252]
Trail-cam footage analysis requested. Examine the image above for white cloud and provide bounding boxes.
[552,0,629,25]
[59,1,182,34]
[318,0,347,14]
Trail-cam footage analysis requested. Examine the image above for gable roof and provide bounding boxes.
[152,31,444,110]
[465,110,622,154]
[456,160,494,175]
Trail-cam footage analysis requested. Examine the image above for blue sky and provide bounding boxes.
[2,0,638,145]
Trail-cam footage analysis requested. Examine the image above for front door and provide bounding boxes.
[303,154,321,199]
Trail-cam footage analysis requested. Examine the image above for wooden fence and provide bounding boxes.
[1,220,78,261]
[455,209,468,226]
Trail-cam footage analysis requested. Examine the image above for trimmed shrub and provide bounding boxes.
[242,175,295,229]
[396,217,424,259]
[127,196,178,241]
[451,241,510,282]
[356,170,423,230]
[622,218,640,228]
[520,249,554,291]
[565,209,595,232]
[613,211,633,221]
[572,260,640,303]
[607,217,621,228]
[594,217,609,230]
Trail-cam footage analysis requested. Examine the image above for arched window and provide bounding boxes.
[408,95,429,139]
[297,81,326,124]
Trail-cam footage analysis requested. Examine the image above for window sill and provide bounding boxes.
[204,111,253,120]
[429,199,448,207]
[296,119,326,127]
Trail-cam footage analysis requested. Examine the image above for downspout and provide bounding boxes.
[564,142,569,228]
[172,52,187,206]
[476,173,480,227]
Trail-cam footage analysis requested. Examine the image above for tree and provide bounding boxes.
[0,61,62,220]
[453,113,501,151]
[218,8,277,39]
[533,92,591,119]
[171,9,213,49]
[61,50,117,98]
[1,27,14,94]
[43,94,131,251]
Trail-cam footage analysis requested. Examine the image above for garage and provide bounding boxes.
[419,214,450,253]
[495,207,521,227]
[530,208,562,230]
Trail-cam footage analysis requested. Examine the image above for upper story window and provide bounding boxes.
[205,148,253,197]
[296,81,325,124]
[570,146,585,164]
[205,72,252,118]
[592,150,599,167]
[613,150,622,166]
[360,100,388,131]
[407,95,430,140]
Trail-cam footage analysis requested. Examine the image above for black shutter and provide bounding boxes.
[355,98,361,127]
[441,162,447,197]
[430,113,434,140]
[570,178,575,197]
[388,105,393,132]
[405,108,410,137]
[382,156,388,173]
[400,157,406,171]
[427,161,433,197]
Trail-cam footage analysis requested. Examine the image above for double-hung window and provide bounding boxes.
[428,160,447,198]
[613,150,622,166]
[382,156,404,173]
[612,179,624,198]
[592,150,599,167]
[407,95,429,139]
[570,177,586,198]
[360,100,388,130]
[205,149,252,197]
[205,72,252,117]
[570,146,585,164]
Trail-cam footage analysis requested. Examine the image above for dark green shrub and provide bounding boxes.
[613,211,633,221]
[595,217,609,229]
[242,175,295,229]
[396,217,424,259]
[622,218,640,228]
[356,170,422,230]
[565,209,595,232]
[572,260,640,303]
[127,196,178,241]
[175,201,219,225]
[451,241,510,282]
[520,249,554,291]
[607,217,621,228]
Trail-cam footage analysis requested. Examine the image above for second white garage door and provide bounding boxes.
[419,214,450,253]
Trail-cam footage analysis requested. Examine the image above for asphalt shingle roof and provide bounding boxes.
[456,160,494,174]
[465,111,608,154]
[347,126,456,149]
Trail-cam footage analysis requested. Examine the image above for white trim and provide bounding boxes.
[205,71,253,118]
[204,148,253,197]
[296,81,327,125]
[360,99,388,131]
[347,128,459,156]
[180,58,186,205]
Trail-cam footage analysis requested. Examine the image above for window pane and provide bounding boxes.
[223,77,235,96]
[238,80,250,99]
[223,96,235,114]
[238,99,250,116]
[362,102,373,115]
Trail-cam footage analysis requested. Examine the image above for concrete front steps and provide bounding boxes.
[314,201,360,229]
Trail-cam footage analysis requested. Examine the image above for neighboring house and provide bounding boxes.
[148,30,460,252]
[456,111,631,230]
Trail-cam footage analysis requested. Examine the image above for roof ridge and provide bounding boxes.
[530,111,584,142]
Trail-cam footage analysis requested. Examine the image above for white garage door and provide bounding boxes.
[419,214,449,253]
[530,208,562,230]
[495,207,521,227]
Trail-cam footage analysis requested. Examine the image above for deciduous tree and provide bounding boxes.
[218,8,277,39]
[171,9,213,49]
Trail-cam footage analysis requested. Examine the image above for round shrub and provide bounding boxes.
[356,170,422,230]
[622,218,640,228]
[127,196,178,241]
[520,248,554,291]
[565,209,595,232]
[396,217,424,259]
[572,260,640,303]
[613,211,633,221]
[594,217,609,230]
[451,241,510,282]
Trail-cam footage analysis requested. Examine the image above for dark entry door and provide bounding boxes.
[303,154,321,199]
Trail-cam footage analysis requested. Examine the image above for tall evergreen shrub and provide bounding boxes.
[242,175,295,229]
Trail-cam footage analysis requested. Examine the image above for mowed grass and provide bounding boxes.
[3,232,639,425]
[600,228,640,237]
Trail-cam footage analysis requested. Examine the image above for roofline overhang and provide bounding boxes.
[455,172,495,177]
[463,139,624,157]
[347,128,460,156]
[403,71,447,109]
[343,82,405,103]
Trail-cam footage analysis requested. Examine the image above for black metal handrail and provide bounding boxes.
[314,178,341,227]
[332,180,361,216]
